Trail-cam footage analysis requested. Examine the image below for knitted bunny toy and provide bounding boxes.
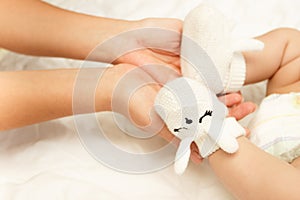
[155,4,264,174]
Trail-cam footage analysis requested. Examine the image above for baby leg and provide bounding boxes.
[244,28,300,94]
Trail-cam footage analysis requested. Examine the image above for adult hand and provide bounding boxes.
[98,63,180,137]
[100,64,256,165]
[113,18,182,75]
[0,0,182,71]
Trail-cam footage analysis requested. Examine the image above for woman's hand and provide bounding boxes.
[100,65,256,164]
[114,18,182,74]
[0,0,182,70]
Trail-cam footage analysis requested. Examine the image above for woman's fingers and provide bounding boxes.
[190,142,203,164]
[218,92,242,107]
[218,92,256,120]
[244,127,251,138]
[228,102,256,120]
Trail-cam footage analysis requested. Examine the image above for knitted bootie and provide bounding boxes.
[155,77,246,174]
[181,4,264,94]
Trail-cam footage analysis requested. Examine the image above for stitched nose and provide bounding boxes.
[185,118,193,124]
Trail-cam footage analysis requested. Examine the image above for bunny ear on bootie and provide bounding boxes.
[181,4,264,94]
[174,137,194,175]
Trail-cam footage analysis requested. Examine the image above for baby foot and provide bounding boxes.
[155,77,246,174]
[181,4,264,94]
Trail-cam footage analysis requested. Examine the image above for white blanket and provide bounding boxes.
[1,0,300,199]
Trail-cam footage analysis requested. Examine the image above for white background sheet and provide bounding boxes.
[1,0,300,199]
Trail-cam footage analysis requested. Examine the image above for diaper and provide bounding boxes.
[249,92,300,163]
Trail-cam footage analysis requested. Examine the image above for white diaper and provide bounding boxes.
[249,92,300,163]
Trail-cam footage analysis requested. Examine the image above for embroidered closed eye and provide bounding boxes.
[173,127,188,132]
[199,110,213,123]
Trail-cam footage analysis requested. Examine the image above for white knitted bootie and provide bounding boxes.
[155,77,246,174]
[181,4,264,94]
